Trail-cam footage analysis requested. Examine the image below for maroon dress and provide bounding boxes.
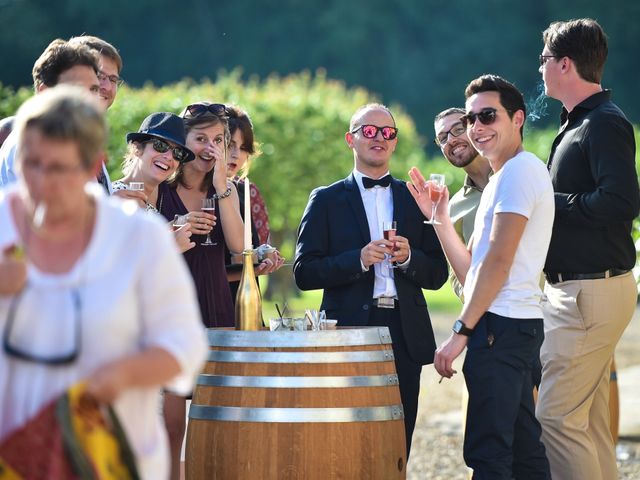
[157,182,234,327]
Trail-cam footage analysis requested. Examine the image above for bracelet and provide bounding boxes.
[213,186,232,200]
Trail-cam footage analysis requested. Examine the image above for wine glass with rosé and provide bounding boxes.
[201,198,217,246]
[424,174,445,225]
[382,220,398,269]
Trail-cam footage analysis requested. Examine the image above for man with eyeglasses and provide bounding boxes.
[434,107,491,299]
[536,19,639,480]
[294,103,448,458]
[409,75,553,478]
[0,36,125,196]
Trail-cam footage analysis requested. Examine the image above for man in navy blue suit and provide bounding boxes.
[294,103,448,456]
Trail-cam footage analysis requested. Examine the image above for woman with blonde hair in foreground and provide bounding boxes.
[0,86,207,479]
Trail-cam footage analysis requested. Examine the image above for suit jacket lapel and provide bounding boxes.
[391,177,406,232]
[344,174,371,243]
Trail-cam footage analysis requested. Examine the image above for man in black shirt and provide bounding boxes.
[536,18,639,480]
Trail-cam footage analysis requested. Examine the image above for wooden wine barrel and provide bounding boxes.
[185,327,406,480]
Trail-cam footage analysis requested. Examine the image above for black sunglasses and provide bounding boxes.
[147,138,189,162]
[434,122,466,146]
[459,107,512,129]
[185,103,229,118]
[351,124,398,141]
[3,286,82,365]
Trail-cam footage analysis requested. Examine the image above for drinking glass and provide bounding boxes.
[172,214,187,232]
[128,182,145,191]
[201,198,216,246]
[424,174,445,225]
[382,220,398,269]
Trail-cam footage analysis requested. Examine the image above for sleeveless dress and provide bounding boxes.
[157,182,234,327]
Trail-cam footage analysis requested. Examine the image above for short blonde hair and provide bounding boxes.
[14,85,106,170]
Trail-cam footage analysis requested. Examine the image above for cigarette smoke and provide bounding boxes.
[527,81,549,122]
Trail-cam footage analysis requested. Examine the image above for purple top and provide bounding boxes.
[157,182,234,327]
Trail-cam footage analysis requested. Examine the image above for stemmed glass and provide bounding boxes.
[424,174,445,225]
[201,198,216,246]
[382,220,398,269]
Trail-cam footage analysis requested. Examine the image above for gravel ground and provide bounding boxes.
[406,310,640,479]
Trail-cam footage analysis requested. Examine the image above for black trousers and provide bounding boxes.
[369,305,421,458]
[463,312,551,479]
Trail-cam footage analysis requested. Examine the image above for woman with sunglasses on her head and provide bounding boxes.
[225,105,285,298]
[112,112,196,253]
[0,86,208,479]
[156,101,244,479]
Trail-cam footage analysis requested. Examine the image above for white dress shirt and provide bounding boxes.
[352,169,398,299]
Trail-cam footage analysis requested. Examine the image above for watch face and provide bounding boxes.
[453,319,472,336]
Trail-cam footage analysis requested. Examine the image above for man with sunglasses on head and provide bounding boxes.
[433,108,491,299]
[295,104,448,459]
[536,19,639,480]
[409,75,553,478]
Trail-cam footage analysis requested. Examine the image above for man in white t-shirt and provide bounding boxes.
[409,74,553,479]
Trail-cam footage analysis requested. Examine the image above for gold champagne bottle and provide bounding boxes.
[235,250,262,330]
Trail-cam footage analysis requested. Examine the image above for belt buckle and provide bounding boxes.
[375,297,395,309]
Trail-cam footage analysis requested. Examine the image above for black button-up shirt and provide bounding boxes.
[545,90,639,273]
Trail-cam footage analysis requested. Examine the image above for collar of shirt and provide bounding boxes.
[462,175,481,195]
[560,89,611,125]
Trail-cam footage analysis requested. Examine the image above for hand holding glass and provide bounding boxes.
[424,174,445,225]
[382,220,398,269]
[201,198,216,246]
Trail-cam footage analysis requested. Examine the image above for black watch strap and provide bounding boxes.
[452,319,474,336]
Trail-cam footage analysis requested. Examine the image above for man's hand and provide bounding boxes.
[389,234,410,265]
[361,239,393,268]
[407,167,450,222]
[434,333,468,379]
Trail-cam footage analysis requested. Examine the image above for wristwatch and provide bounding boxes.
[452,319,474,336]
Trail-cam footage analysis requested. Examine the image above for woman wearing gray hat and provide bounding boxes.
[113,112,196,252]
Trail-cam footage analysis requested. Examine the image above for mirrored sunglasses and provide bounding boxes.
[351,124,398,141]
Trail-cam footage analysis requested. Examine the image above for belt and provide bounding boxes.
[373,297,398,309]
[544,268,629,285]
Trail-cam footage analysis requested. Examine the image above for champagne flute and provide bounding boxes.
[201,198,217,246]
[382,220,398,269]
[424,174,445,225]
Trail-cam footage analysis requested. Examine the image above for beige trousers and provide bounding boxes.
[536,272,636,480]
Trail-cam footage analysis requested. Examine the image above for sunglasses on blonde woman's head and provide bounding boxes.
[184,103,229,118]
[459,107,512,129]
[351,124,398,141]
[147,138,189,162]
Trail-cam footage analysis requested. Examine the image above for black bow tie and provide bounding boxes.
[362,175,392,189]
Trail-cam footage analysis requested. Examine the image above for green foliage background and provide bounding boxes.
[1,1,639,139]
